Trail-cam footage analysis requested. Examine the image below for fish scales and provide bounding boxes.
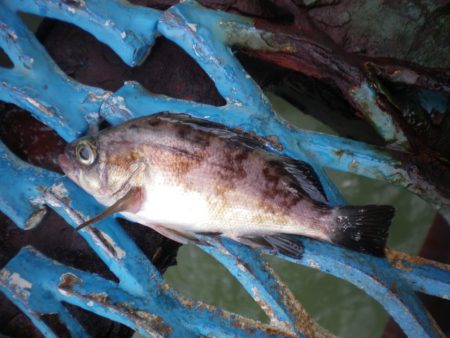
[59,113,395,257]
[105,116,331,239]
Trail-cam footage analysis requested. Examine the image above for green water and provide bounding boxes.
[163,94,435,337]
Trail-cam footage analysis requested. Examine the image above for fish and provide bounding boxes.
[58,112,395,258]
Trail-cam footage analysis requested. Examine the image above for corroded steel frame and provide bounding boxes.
[0,1,448,337]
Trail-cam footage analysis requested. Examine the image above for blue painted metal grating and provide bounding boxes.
[0,0,448,337]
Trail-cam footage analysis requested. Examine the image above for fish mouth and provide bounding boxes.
[58,153,74,174]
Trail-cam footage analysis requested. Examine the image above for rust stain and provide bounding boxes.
[334,149,345,158]
[386,249,450,272]
[86,292,109,304]
[265,135,283,151]
[116,303,173,336]
[58,273,82,291]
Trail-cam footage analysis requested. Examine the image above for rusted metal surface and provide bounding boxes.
[0,0,449,337]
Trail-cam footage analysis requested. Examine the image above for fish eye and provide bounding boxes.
[76,140,97,165]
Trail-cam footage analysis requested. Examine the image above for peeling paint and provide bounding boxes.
[24,207,47,230]
[1,271,32,299]
[187,23,197,32]
[46,182,69,208]
[25,97,55,117]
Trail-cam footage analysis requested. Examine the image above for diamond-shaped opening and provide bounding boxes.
[0,207,119,283]
[24,15,226,106]
[267,255,390,337]
[164,245,269,323]
[0,102,65,172]
[64,303,134,337]
[18,12,43,34]
[40,313,72,337]
[0,293,42,337]
[0,48,13,69]
[264,88,385,145]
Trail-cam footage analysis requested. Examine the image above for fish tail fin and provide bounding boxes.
[331,205,395,257]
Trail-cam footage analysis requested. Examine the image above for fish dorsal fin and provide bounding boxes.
[272,157,328,203]
[152,113,265,151]
[76,187,144,231]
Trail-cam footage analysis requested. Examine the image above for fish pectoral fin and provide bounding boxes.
[76,187,144,231]
[236,234,304,259]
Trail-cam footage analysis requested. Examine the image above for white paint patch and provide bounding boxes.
[187,23,197,32]
[8,30,18,41]
[88,91,112,102]
[87,300,94,306]
[120,31,127,39]
[110,95,133,117]
[104,19,112,27]
[10,273,32,290]
[67,6,76,14]
[308,260,320,269]
[25,97,54,116]
[2,272,33,299]
[51,182,69,200]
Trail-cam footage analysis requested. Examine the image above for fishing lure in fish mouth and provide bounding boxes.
[59,112,395,258]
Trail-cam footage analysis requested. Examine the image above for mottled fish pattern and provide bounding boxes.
[59,113,395,257]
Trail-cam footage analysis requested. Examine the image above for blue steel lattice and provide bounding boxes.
[0,1,449,337]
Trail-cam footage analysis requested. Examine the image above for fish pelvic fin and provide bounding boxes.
[76,187,144,231]
[331,205,395,257]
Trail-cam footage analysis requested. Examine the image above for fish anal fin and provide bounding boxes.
[236,234,304,259]
[76,187,144,231]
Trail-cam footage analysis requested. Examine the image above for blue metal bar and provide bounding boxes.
[0,0,448,337]
[158,2,272,114]
[1,247,296,338]
[4,0,160,67]
[0,3,107,141]
[255,237,445,338]
[386,250,450,299]
[0,268,59,338]
[0,140,58,229]
[200,240,329,337]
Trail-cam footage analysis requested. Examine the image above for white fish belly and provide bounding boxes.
[123,172,329,241]
[127,172,220,232]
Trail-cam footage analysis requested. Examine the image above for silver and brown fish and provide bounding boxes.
[59,113,395,257]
